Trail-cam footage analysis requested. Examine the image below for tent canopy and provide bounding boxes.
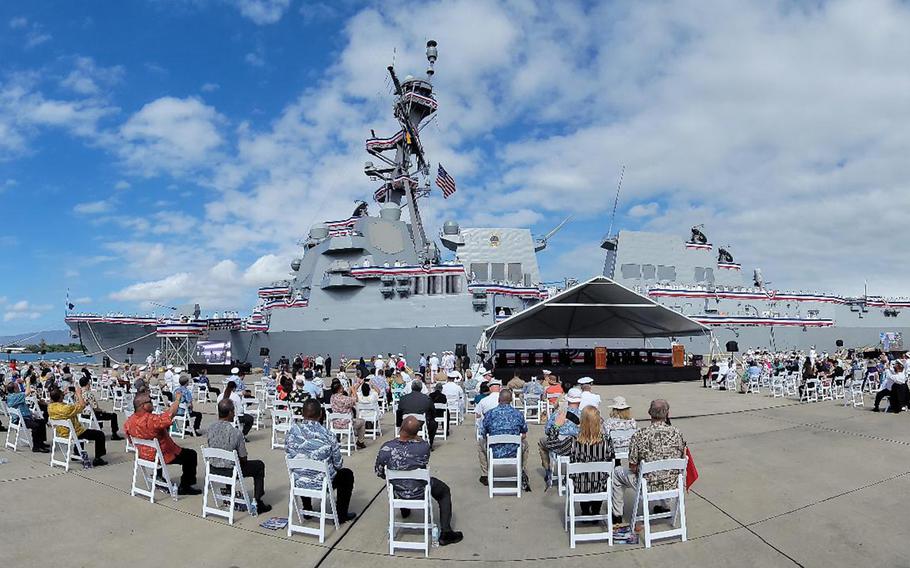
[483,276,709,342]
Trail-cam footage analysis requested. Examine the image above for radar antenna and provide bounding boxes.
[606,164,625,238]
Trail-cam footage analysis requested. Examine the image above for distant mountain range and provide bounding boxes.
[0,329,74,346]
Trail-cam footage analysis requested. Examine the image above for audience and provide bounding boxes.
[612,399,686,522]
[478,389,531,492]
[207,399,271,513]
[5,381,49,452]
[47,386,108,466]
[375,415,464,546]
[220,381,253,436]
[77,376,124,440]
[330,380,367,450]
[124,391,202,495]
[538,387,582,482]
[397,379,437,448]
[547,406,616,519]
[174,374,203,436]
[577,377,601,409]
[286,399,356,523]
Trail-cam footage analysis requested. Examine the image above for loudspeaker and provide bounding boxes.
[455,343,467,357]
[126,347,134,355]
[835,339,844,348]
[260,347,270,356]
[725,341,739,353]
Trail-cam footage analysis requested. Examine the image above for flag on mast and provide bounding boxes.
[435,164,457,198]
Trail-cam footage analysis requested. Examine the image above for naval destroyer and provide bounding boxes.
[601,225,910,354]
[66,41,560,365]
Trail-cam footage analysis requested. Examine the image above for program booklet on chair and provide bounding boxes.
[259,517,288,530]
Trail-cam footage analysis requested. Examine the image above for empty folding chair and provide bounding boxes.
[5,407,32,451]
[202,446,254,525]
[271,409,292,449]
[770,376,784,398]
[129,437,179,502]
[386,468,435,557]
[564,461,615,548]
[286,456,339,543]
[434,403,448,441]
[327,413,355,456]
[632,457,688,548]
[487,434,522,498]
[48,419,86,471]
[845,379,865,408]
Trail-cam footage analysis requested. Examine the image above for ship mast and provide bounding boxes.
[364,40,440,263]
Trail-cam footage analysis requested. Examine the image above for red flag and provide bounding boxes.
[685,447,698,490]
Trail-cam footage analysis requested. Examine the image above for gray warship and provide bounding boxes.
[66,41,559,365]
[601,225,910,354]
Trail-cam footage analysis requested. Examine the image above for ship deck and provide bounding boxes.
[3,380,907,567]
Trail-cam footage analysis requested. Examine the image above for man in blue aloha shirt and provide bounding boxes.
[478,389,531,491]
[285,399,356,522]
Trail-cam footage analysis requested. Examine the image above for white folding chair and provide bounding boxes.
[845,379,865,408]
[169,404,193,439]
[112,388,125,412]
[271,409,292,449]
[801,379,819,403]
[245,398,263,430]
[832,377,846,400]
[565,461,615,548]
[819,379,834,401]
[5,407,32,451]
[286,457,339,543]
[487,434,522,498]
[201,446,254,525]
[553,453,570,496]
[48,419,86,471]
[79,406,102,432]
[357,402,382,440]
[522,394,541,422]
[400,413,429,441]
[129,437,179,502]
[747,375,760,394]
[447,400,463,426]
[632,457,688,548]
[387,468,435,557]
[434,403,448,441]
[724,372,736,391]
[770,376,784,398]
[609,427,637,461]
[328,412,355,455]
[194,383,211,405]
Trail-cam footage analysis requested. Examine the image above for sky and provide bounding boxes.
[1,0,909,335]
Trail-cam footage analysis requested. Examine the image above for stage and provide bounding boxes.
[493,364,700,386]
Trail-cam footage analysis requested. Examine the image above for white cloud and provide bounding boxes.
[73,296,92,304]
[201,82,220,92]
[244,49,265,67]
[8,17,28,29]
[233,0,291,25]
[119,96,223,175]
[114,180,131,190]
[3,299,52,321]
[628,202,660,218]
[73,200,113,215]
[60,56,125,95]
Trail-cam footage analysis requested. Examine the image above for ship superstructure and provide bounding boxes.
[603,226,909,353]
[66,41,558,364]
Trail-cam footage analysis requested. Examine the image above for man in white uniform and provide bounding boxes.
[441,371,465,414]
[429,353,440,375]
[577,377,601,410]
[474,379,502,421]
[374,355,385,377]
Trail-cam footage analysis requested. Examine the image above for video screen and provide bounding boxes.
[196,340,232,365]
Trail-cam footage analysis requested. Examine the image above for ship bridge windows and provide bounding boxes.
[470,262,488,282]
[507,263,522,284]
[657,265,677,281]
[620,263,640,280]
[641,264,656,280]
[491,262,505,282]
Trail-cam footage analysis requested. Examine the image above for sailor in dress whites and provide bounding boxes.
[577,377,601,410]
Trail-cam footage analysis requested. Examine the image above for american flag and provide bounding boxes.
[436,164,457,198]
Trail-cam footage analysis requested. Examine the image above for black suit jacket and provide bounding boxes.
[396,391,436,431]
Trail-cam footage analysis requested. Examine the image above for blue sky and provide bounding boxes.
[2,0,910,335]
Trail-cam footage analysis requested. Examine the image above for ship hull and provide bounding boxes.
[69,320,487,366]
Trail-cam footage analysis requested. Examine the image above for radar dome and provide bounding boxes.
[290,259,301,271]
[309,223,329,239]
[442,220,460,235]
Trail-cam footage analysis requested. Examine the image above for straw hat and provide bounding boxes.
[609,396,630,410]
